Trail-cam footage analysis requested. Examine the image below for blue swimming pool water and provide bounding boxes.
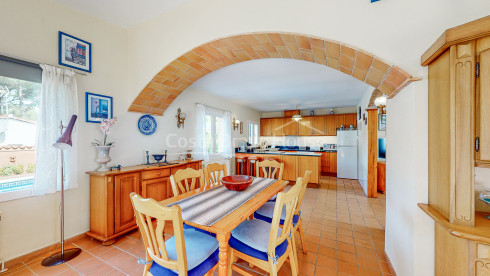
[0,177,34,192]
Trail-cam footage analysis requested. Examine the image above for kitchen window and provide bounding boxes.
[0,55,42,202]
[248,121,259,145]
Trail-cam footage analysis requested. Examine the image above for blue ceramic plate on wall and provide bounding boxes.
[138,115,157,135]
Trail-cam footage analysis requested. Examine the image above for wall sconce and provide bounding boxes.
[233,117,240,131]
[176,108,186,128]
[374,95,387,114]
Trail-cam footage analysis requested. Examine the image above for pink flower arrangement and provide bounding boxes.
[92,117,117,146]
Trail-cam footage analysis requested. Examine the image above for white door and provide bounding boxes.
[337,146,358,179]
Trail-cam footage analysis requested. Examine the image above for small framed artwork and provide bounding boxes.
[358,106,361,120]
[86,92,113,123]
[378,114,386,130]
[59,32,92,72]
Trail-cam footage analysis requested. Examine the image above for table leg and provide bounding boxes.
[217,233,230,276]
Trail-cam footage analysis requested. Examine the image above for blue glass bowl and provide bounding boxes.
[152,154,164,163]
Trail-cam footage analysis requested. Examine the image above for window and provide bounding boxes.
[205,109,226,158]
[0,55,41,200]
[248,121,259,145]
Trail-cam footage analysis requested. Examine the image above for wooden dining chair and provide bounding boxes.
[130,193,219,276]
[256,159,284,179]
[170,167,205,196]
[204,162,227,190]
[227,178,302,276]
[254,170,312,256]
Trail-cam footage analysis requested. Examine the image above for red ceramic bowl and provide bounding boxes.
[221,175,254,191]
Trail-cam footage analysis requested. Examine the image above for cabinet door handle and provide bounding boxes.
[475,137,480,152]
[157,172,161,176]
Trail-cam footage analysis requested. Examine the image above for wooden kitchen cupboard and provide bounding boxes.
[281,155,298,181]
[312,116,326,135]
[260,118,272,136]
[298,156,320,184]
[271,118,284,136]
[283,118,299,136]
[325,115,337,135]
[421,15,490,275]
[298,116,313,136]
[329,152,337,173]
[87,161,202,245]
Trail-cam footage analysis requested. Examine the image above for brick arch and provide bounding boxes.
[129,32,415,115]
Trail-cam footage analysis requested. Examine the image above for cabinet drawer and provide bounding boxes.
[142,168,170,180]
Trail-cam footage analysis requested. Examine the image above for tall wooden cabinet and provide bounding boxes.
[87,160,202,244]
[421,15,490,276]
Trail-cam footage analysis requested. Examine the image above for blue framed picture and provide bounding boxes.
[86,92,113,123]
[59,32,92,73]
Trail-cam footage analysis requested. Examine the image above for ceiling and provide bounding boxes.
[53,0,192,28]
[190,59,370,112]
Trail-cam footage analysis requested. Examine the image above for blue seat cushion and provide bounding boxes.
[268,194,277,202]
[254,202,300,226]
[230,219,288,261]
[149,228,219,276]
[183,223,216,237]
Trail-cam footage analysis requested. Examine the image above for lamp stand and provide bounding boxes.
[41,121,81,267]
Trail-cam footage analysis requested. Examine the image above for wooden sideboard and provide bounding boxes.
[86,160,202,245]
[422,15,490,275]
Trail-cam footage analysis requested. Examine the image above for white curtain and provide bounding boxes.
[33,65,78,196]
[223,111,232,159]
[194,103,209,162]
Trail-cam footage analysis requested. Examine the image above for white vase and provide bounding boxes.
[94,146,112,171]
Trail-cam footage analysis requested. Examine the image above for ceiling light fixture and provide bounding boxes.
[292,105,302,121]
[374,95,387,114]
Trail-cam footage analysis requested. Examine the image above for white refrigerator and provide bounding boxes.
[337,130,358,179]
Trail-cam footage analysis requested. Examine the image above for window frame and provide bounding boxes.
[0,55,41,202]
[248,120,259,146]
[205,108,227,159]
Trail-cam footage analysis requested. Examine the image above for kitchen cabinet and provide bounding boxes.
[298,117,312,136]
[87,160,202,244]
[326,115,337,136]
[260,118,272,136]
[298,156,320,184]
[336,115,346,130]
[377,161,386,194]
[344,114,357,129]
[320,152,329,173]
[114,172,140,233]
[283,118,299,136]
[312,116,326,135]
[271,118,284,136]
[329,152,337,173]
[282,155,298,181]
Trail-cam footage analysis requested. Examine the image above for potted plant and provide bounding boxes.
[92,118,117,171]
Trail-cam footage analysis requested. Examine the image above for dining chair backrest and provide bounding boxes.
[130,192,187,274]
[267,178,302,258]
[296,170,312,215]
[170,168,205,196]
[256,160,284,180]
[204,162,227,190]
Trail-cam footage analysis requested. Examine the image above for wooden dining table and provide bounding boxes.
[158,179,289,276]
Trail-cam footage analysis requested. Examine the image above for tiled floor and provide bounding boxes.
[3,176,388,276]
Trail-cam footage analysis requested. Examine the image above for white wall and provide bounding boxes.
[357,87,375,195]
[0,0,261,262]
[124,0,490,275]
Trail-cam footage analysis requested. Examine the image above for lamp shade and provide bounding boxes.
[374,95,387,107]
[54,115,77,150]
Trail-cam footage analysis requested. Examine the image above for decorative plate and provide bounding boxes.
[138,115,157,135]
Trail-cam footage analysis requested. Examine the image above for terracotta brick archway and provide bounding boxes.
[129,32,415,115]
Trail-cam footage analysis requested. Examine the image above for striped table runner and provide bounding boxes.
[167,177,276,226]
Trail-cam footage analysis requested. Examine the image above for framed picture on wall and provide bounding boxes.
[59,32,92,72]
[358,106,361,120]
[86,92,113,123]
[378,114,386,130]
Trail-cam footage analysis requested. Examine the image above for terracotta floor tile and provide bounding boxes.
[359,266,383,276]
[297,251,317,264]
[298,261,315,276]
[315,265,337,276]
[58,268,82,275]
[318,246,337,259]
[316,255,337,269]
[338,241,356,253]
[337,260,359,275]
[320,238,337,249]
[358,255,381,271]
[337,251,357,264]
[4,267,35,276]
